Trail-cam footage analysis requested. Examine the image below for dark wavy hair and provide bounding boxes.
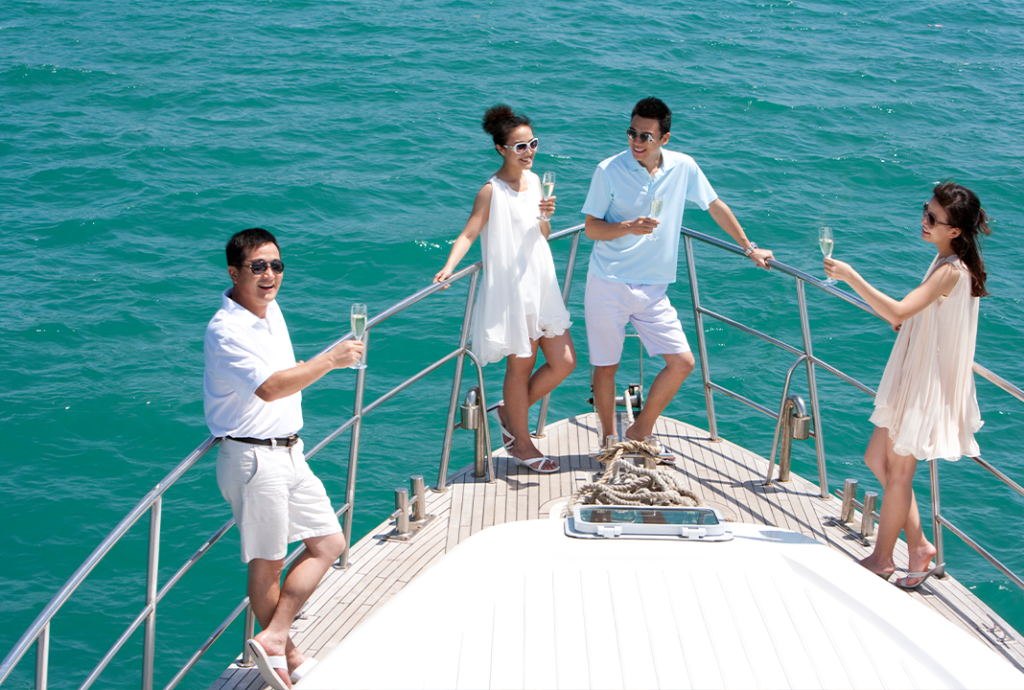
[226,227,279,267]
[632,97,671,135]
[933,182,991,297]
[482,104,531,147]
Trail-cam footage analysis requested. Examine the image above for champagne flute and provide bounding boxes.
[819,226,836,286]
[350,303,367,370]
[539,172,555,221]
[646,194,664,242]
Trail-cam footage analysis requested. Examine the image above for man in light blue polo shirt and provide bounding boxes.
[582,97,774,449]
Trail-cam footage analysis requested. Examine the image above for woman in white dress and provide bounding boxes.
[824,182,991,589]
[434,105,576,473]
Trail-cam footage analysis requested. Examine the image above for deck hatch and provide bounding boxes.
[567,505,733,541]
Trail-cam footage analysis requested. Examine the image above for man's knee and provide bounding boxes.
[305,531,347,560]
[663,352,695,378]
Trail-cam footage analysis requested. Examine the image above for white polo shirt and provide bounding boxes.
[203,289,302,439]
[582,149,718,285]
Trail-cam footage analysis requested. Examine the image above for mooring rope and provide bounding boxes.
[567,440,704,512]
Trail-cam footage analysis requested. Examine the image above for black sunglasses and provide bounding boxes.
[239,259,285,275]
[626,127,661,143]
[922,203,953,228]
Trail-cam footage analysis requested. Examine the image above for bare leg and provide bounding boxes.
[500,333,575,468]
[625,352,694,440]
[860,427,936,579]
[249,531,347,685]
[592,364,619,443]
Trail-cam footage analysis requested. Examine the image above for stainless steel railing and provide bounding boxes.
[0,224,588,690]
[682,226,1024,594]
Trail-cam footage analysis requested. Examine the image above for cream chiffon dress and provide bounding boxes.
[472,174,572,364]
[870,254,983,460]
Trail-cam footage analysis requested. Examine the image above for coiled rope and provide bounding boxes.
[567,440,704,512]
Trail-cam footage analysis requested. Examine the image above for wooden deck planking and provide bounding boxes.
[212,412,1024,689]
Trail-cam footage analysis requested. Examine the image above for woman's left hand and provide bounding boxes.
[823,256,855,283]
[539,195,556,220]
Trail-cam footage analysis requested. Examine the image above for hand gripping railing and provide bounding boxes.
[0,224,588,690]
[682,226,1024,595]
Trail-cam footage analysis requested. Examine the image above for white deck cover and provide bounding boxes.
[298,518,1024,690]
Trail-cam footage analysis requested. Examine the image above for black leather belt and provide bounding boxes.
[226,434,300,448]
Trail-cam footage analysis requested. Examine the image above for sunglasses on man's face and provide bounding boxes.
[240,259,285,275]
[502,138,539,154]
[626,127,661,144]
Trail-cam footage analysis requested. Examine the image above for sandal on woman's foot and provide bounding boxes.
[491,410,514,449]
[895,563,944,590]
[509,453,558,474]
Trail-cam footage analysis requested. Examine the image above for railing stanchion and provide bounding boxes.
[35,623,49,690]
[437,272,480,490]
[684,235,718,440]
[930,459,946,578]
[340,332,370,568]
[536,230,581,437]
[796,279,829,498]
[142,498,161,690]
[241,603,255,666]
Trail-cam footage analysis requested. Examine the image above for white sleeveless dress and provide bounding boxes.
[869,254,983,460]
[472,174,572,364]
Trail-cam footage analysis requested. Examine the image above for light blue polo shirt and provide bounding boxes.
[582,149,717,284]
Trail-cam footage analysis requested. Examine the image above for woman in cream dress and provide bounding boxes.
[825,182,991,589]
[434,105,575,473]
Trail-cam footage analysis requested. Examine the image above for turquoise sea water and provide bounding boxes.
[3,1,1023,687]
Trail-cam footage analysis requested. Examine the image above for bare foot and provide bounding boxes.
[902,540,939,587]
[859,554,896,579]
[507,440,558,471]
[253,630,292,688]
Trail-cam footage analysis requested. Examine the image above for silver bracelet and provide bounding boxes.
[744,241,758,257]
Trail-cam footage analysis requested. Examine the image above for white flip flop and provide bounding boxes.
[246,638,289,690]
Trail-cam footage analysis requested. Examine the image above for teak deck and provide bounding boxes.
[211,413,1024,689]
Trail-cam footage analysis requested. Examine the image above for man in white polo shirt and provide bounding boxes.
[204,227,363,689]
[583,97,774,449]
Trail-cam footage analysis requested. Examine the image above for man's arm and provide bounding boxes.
[584,214,659,241]
[256,340,364,402]
[706,198,774,269]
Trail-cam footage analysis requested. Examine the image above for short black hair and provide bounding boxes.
[226,228,279,267]
[632,97,671,135]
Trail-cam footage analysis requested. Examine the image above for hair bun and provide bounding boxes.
[481,104,532,146]
[482,104,516,137]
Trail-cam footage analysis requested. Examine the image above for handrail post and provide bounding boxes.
[339,331,370,568]
[930,459,947,578]
[35,623,49,690]
[795,280,829,498]
[142,497,161,690]
[240,603,255,666]
[536,230,581,437]
[437,272,480,491]
[684,235,718,440]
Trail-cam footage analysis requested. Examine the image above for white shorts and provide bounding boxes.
[584,272,690,366]
[216,438,342,563]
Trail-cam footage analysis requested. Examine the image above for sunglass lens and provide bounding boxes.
[270,260,284,274]
[249,260,267,274]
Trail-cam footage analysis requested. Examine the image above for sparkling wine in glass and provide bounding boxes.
[819,226,836,286]
[539,172,555,221]
[350,303,367,369]
[646,194,664,242]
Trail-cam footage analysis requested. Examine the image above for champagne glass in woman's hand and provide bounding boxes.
[539,172,555,221]
[819,226,836,285]
[350,303,368,369]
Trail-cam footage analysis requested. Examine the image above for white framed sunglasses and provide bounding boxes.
[502,137,539,154]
